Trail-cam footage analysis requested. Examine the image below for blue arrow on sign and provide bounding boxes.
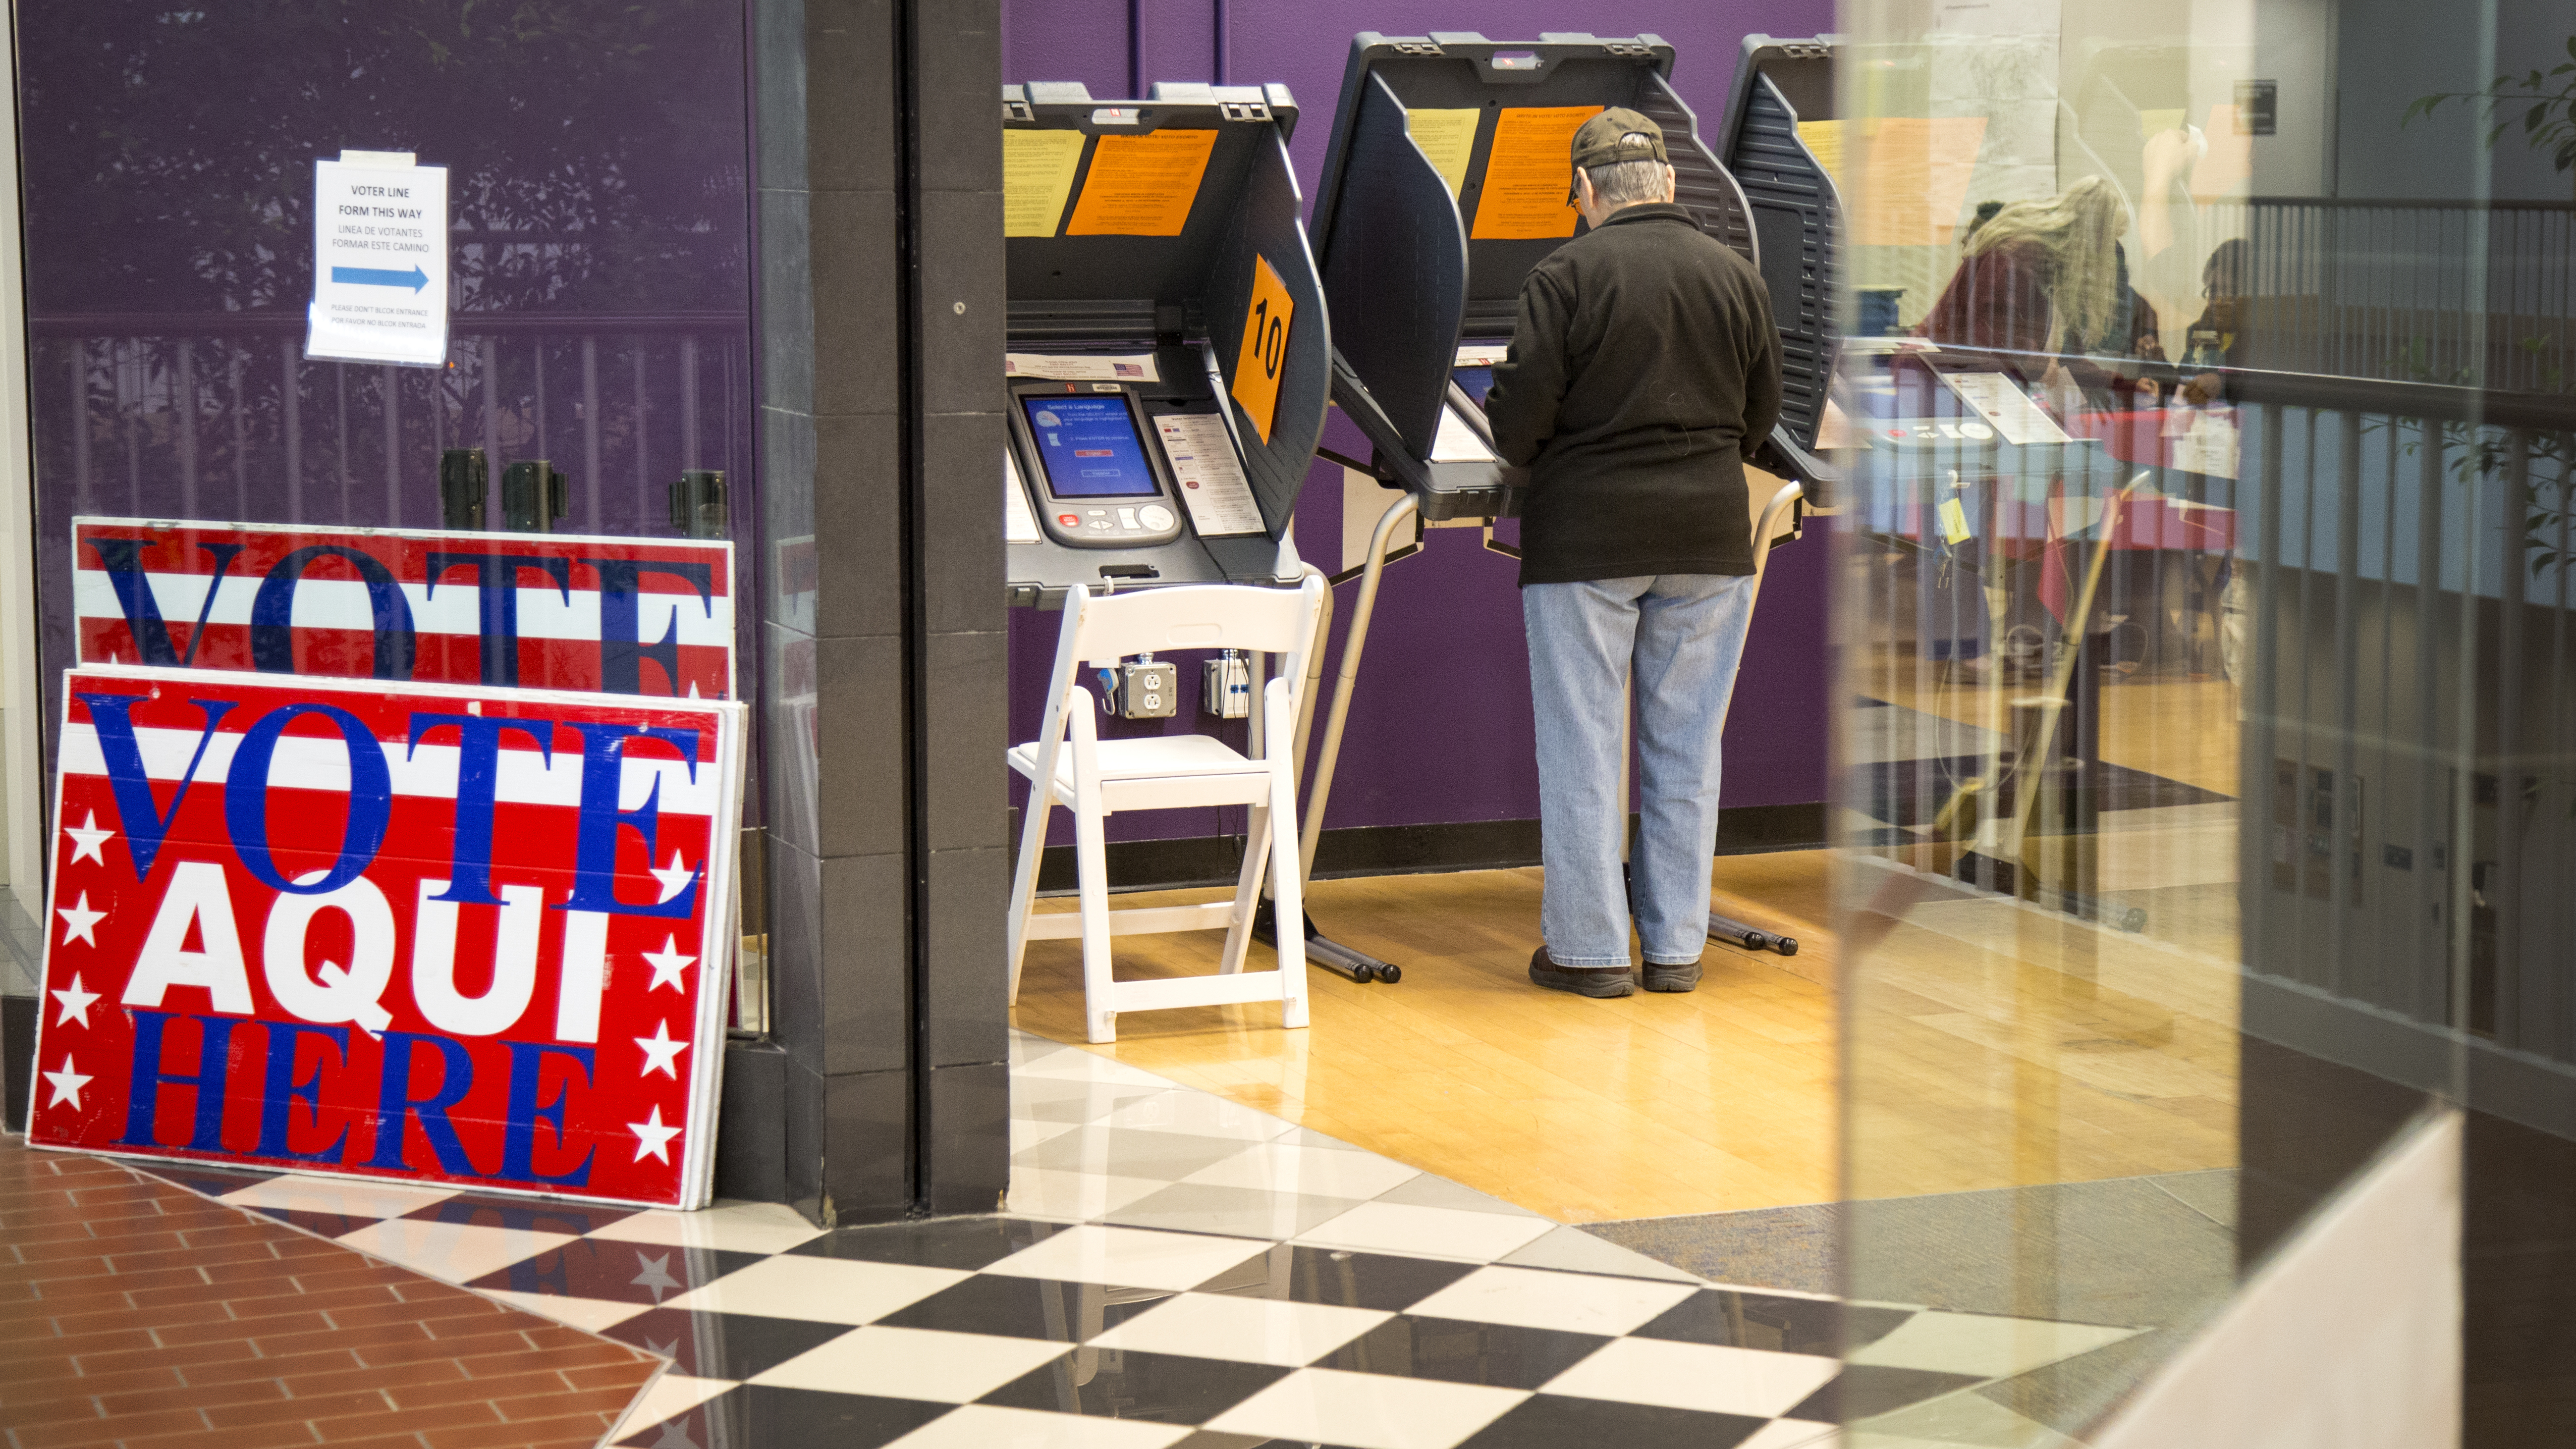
[331,264,429,292]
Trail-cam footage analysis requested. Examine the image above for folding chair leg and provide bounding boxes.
[1005,785,1054,1005]
[1266,697,1310,1032]
[1217,802,1272,975]
[1072,790,1118,1044]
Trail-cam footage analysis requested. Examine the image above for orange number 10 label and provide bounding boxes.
[1231,254,1293,444]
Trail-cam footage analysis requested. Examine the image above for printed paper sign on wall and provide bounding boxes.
[308,151,450,366]
[75,519,734,700]
[26,665,747,1208]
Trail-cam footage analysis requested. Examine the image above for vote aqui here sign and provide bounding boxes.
[27,665,748,1208]
[308,151,449,367]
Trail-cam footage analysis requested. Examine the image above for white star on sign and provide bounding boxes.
[635,1020,690,1080]
[627,1250,683,1302]
[63,812,115,868]
[51,974,101,1029]
[650,850,695,903]
[628,1105,682,1164]
[56,893,105,947]
[44,1056,93,1111]
[640,935,696,994]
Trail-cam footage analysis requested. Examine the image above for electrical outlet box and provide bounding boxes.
[1202,650,1250,719]
[1118,657,1178,719]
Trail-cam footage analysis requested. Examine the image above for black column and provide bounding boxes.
[739,0,1007,1225]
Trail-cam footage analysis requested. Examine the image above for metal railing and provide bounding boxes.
[1845,353,2576,1126]
[2230,370,2576,1092]
[23,309,772,1031]
[28,311,752,537]
[2214,199,2576,392]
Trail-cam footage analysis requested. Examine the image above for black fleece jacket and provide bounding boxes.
[1483,202,1783,585]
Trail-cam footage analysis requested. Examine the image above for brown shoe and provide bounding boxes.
[1528,946,1635,998]
[1644,959,1703,993]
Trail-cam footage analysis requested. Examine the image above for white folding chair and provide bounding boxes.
[1005,576,1328,1043]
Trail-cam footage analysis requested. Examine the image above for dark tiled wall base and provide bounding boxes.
[3,994,31,1133]
[2465,1109,2576,1446]
[0,1137,660,1447]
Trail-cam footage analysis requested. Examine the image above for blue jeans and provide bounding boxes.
[1523,574,1758,967]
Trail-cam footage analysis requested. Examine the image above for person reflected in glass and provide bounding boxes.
[1913,176,2166,417]
[2178,238,2250,406]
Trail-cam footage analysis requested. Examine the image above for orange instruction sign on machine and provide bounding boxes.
[1230,255,1294,444]
[1470,105,1603,240]
[1066,129,1219,237]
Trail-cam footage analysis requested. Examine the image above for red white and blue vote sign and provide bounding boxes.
[74,518,734,699]
[27,663,747,1209]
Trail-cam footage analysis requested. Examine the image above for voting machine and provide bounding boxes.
[1002,81,1330,606]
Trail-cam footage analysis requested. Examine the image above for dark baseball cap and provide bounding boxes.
[1568,108,1669,200]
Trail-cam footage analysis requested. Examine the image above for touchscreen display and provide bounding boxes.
[1021,395,1160,499]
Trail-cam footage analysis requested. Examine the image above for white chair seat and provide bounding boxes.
[1005,577,1327,1044]
[1009,733,1258,787]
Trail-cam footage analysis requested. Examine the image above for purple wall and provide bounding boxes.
[1006,1,1835,847]
[18,3,756,755]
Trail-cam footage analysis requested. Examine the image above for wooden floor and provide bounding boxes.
[1012,862,1839,1224]
[1014,838,2244,1221]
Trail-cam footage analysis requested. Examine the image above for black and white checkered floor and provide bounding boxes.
[133,1033,2139,1447]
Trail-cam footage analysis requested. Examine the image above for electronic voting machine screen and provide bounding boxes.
[1009,382,1186,548]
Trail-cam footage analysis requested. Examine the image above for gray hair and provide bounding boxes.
[1583,137,1668,206]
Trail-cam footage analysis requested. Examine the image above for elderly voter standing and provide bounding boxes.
[1483,108,1783,999]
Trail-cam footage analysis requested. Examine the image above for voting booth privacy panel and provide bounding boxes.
[1003,82,1330,602]
[1309,32,1843,521]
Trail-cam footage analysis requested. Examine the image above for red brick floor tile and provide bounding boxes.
[122,1424,333,1449]
[109,1240,302,1277]
[261,1233,361,1260]
[6,1218,138,1249]
[202,1388,398,1429]
[279,1357,466,1400]
[65,1339,265,1379]
[158,1307,338,1346]
[97,1375,289,1416]
[23,1229,196,1263]
[32,1265,220,1300]
[11,1285,144,1320]
[565,1360,664,1390]
[492,1385,650,1422]
[0,1355,82,1387]
[13,1404,211,1447]
[49,1297,238,1341]
[308,1398,507,1443]
[181,1349,365,1386]
[4,1327,165,1362]
[423,1413,620,1449]
[328,1296,499,1331]
[1,1363,192,1406]
[196,1257,340,1289]
[417,1368,576,1405]
[225,1282,406,1318]
[0,1139,657,1449]
[0,1392,117,1430]
[352,1328,530,1369]
[467,1339,650,1376]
